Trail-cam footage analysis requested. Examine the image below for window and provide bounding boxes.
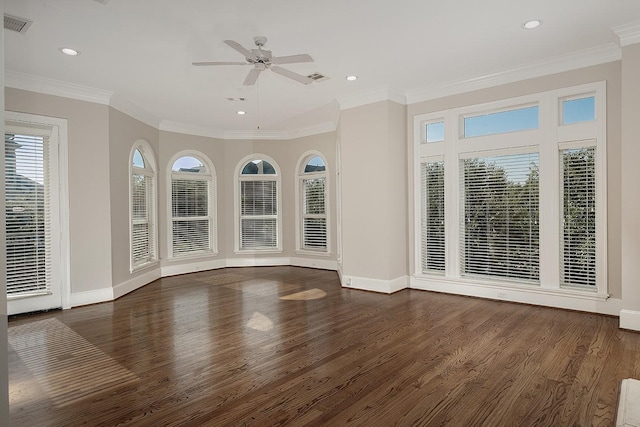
[236,156,281,252]
[460,152,539,282]
[463,105,538,138]
[420,161,445,272]
[169,153,216,257]
[425,121,445,143]
[130,141,157,271]
[561,147,596,287]
[297,153,328,253]
[414,81,606,300]
[561,96,595,125]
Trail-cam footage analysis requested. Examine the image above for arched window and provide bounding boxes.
[236,155,281,252]
[130,141,158,271]
[296,153,328,252]
[169,153,216,257]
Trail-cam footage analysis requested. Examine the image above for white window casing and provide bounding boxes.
[295,151,330,255]
[129,141,158,272]
[234,154,283,253]
[412,81,607,301]
[168,151,217,259]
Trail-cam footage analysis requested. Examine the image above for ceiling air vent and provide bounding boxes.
[4,14,32,34]
[226,97,247,102]
[306,73,329,82]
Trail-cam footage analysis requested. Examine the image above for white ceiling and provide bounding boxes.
[4,0,640,136]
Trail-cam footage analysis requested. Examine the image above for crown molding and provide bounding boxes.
[5,70,113,105]
[337,86,407,111]
[159,121,226,139]
[287,121,337,139]
[405,43,621,105]
[110,93,161,129]
[613,21,640,47]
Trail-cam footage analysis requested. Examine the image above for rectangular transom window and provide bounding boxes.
[562,96,595,125]
[463,105,539,138]
[420,161,445,272]
[460,152,540,282]
[425,121,445,143]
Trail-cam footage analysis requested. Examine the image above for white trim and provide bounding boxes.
[4,70,113,105]
[234,154,283,253]
[295,150,331,254]
[225,257,291,268]
[161,259,227,277]
[166,150,218,259]
[412,276,620,316]
[160,121,225,139]
[113,268,161,300]
[620,310,640,331]
[110,93,161,129]
[338,86,407,111]
[405,44,620,105]
[160,120,337,141]
[287,122,337,140]
[5,112,71,312]
[70,287,114,307]
[290,257,338,271]
[613,21,640,47]
[616,379,640,427]
[341,274,409,294]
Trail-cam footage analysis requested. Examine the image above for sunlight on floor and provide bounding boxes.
[279,288,327,301]
[246,312,274,331]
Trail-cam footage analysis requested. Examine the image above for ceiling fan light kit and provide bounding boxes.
[193,36,314,86]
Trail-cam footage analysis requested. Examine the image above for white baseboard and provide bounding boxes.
[113,268,161,300]
[70,287,114,308]
[411,276,622,316]
[620,310,640,331]
[341,274,409,294]
[291,257,338,271]
[161,259,227,277]
[225,257,291,267]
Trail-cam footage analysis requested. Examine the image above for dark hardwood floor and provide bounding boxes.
[7,266,640,426]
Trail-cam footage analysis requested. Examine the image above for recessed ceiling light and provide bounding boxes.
[523,20,542,29]
[59,47,80,56]
[346,75,358,81]
[236,110,246,115]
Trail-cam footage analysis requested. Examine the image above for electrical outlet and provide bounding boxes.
[345,278,352,286]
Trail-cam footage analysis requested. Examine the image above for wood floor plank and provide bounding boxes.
[8,266,640,426]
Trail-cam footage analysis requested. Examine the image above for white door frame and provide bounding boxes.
[5,111,70,314]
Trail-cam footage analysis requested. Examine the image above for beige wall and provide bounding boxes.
[339,100,407,282]
[5,88,114,295]
[621,44,640,311]
[109,107,159,286]
[408,62,623,298]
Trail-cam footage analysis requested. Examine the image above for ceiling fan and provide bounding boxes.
[193,36,314,86]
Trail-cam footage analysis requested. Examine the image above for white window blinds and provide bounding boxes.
[421,161,445,273]
[240,180,277,249]
[5,133,52,296]
[132,172,155,265]
[171,178,211,256]
[561,147,596,287]
[302,177,327,250]
[460,153,540,282]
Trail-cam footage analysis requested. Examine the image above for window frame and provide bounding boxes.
[167,150,217,259]
[129,140,158,272]
[412,81,607,301]
[295,151,330,255]
[234,154,283,254]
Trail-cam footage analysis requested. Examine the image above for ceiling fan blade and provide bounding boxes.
[270,66,313,85]
[192,61,248,66]
[243,68,262,86]
[224,40,257,61]
[271,54,313,65]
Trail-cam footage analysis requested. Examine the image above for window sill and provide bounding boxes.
[413,273,609,301]
[167,251,219,262]
[234,248,283,255]
[130,260,160,274]
[295,249,331,257]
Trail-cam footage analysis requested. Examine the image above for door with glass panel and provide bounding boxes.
[5,120,62,315]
